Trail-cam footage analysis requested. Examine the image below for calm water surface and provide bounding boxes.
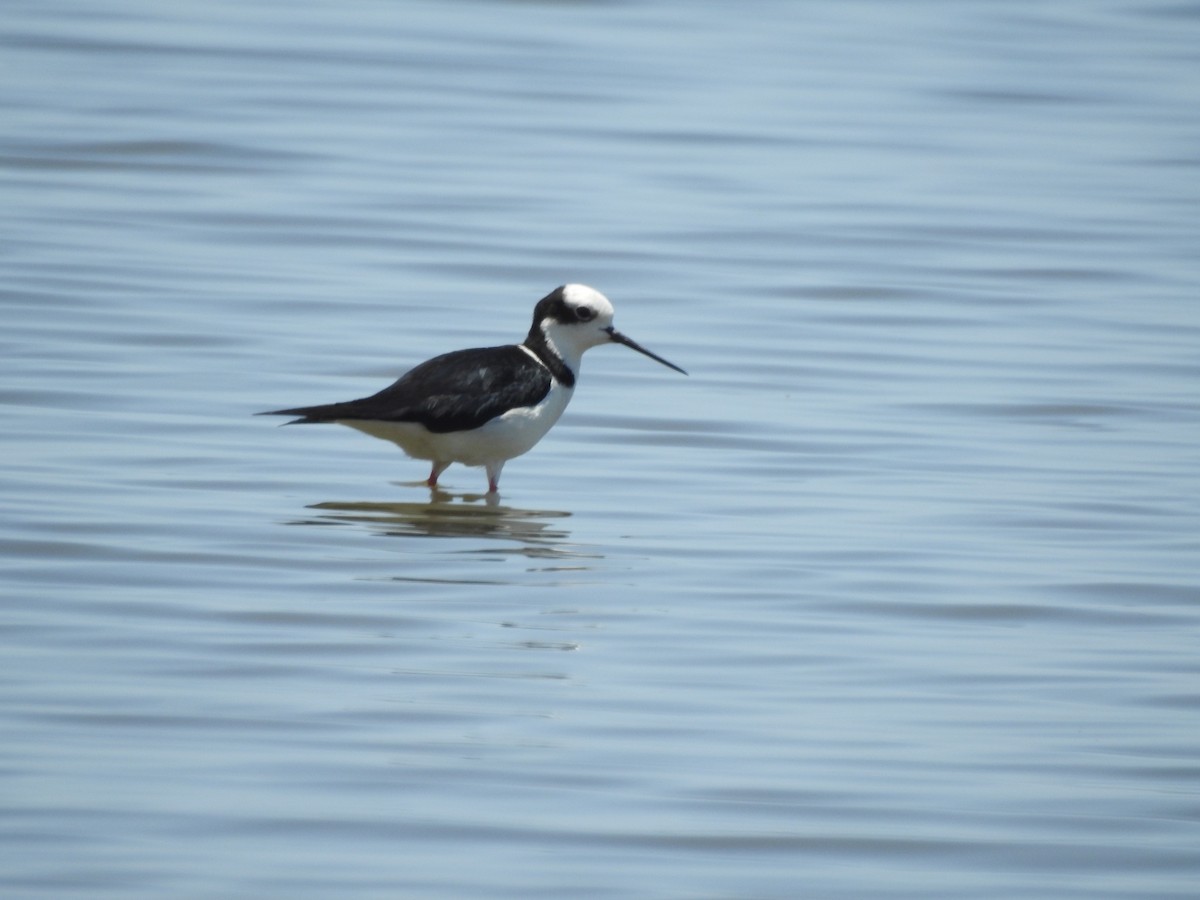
[3,1,1199,897]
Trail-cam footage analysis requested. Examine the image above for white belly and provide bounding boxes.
[339,381,574,467]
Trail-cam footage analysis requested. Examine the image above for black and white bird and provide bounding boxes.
[260,284,686,494]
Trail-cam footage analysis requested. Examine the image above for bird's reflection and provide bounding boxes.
[287,484,584,562]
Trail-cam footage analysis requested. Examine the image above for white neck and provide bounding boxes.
[538,319,586,376]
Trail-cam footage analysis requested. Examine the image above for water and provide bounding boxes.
[3,0,1199,896]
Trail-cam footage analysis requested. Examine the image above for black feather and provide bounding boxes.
[260,344,553,433]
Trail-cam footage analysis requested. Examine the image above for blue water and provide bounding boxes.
[3,1,1199,897]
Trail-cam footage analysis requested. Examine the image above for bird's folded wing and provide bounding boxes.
[261,344,552,434]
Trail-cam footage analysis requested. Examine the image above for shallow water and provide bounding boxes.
[3,0,1199,897]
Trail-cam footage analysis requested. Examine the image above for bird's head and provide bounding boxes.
[528,284,687,375]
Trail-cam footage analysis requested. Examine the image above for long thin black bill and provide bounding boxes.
[605,327,688,375]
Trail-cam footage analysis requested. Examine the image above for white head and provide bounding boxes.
[524,284,687,377]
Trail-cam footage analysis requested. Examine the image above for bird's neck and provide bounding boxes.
[522,323,578,387]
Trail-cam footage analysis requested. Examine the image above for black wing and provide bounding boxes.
[260,344,552,433]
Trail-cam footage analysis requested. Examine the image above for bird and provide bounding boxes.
[260,284,686,494]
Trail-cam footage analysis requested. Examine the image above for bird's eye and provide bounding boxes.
[575,306,595,322]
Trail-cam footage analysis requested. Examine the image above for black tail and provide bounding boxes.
[256,402,352,424]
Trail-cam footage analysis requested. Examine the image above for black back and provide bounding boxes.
[263,344,553,433]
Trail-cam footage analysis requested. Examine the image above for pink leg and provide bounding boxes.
[427,461,450,487]
[485,460,504,494]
